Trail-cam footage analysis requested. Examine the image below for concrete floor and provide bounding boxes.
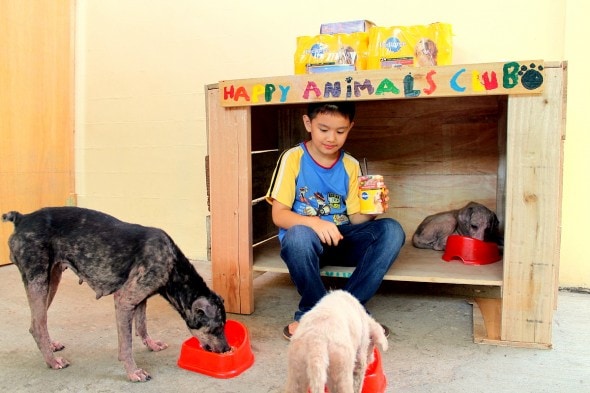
[0,260,588,393]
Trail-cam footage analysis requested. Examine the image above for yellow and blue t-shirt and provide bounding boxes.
[266,142,362,241]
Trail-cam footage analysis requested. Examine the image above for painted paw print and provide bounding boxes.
[345,76,353,98]
[519,63,544,90]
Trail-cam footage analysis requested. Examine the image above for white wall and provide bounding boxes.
[75,0,588,287]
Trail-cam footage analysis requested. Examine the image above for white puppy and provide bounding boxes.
[285,290,388,393]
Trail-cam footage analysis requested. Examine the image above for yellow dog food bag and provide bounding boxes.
[367,22,452,69]
[294,32,369,74]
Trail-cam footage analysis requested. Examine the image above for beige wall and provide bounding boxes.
[562,0,590,287]
[75,0,588,287]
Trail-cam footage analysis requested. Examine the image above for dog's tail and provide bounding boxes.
[2,211,22,226]
[307,341,329,393]
[369,318,389,352]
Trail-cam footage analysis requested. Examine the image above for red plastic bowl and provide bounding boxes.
[308,346,387,393]
[177,319,254,379]
[362,346,387,393]
[442,235,501,265]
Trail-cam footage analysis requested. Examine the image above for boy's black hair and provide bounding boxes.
[307,101,356,121]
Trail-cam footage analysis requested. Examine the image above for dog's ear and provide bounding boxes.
[487,213,502,243]
[491,213,499,230]
[193,296,217,318]
[456,204,474,235]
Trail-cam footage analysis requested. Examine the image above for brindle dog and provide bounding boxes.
[2,206,230,382]
[412,201,501,251]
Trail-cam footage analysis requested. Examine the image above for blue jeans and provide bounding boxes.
[280,218,405,321]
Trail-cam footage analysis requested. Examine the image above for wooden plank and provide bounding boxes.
[471,298,551,349]
[470,298,549,349]
[473,298,502,341]
[253,238,503,286]
[348,97,503,176]
[236,101,254,314]
[471,299,488,342]
[501,63,565,345]
[496,98,508,232]
[219,61,545,107]
[553,62,567,309]
[208,87,254,314]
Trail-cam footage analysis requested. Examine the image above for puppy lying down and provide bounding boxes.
[412,201,501,251]
[285,290,388,393]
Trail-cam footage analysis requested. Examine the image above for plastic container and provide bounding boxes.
[362,346,387,393]
[177,319,254,379]
[442,235,501,265]
[308,346,387,393]
[358,175,386,214]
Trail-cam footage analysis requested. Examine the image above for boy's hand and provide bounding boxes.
[310,217,343,246]
[271,200,344,246]
[381,186,390,212]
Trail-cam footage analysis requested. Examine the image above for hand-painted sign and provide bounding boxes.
[219,61,544,107]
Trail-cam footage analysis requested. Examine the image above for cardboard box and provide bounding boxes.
[320,20,375,34]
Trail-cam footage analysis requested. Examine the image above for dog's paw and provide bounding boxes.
[142,337,169,352]
[50,340,65,352]
[128,368,152,382]
[48,356,70,370]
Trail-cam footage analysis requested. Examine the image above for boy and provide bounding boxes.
[265,101,405,340]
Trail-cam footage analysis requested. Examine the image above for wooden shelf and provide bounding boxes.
[253,238,503,286]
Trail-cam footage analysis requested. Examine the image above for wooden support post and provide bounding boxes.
[207,87,254,314]
[501,63,566,346]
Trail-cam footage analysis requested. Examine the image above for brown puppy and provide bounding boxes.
[412,202,500,251]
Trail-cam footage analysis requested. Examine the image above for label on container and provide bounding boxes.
[358,175,386,214]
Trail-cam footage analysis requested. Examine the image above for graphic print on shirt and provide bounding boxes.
[295,187,349,225]
[298,186,310,204]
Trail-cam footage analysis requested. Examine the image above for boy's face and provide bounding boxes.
[303,112,354,159]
